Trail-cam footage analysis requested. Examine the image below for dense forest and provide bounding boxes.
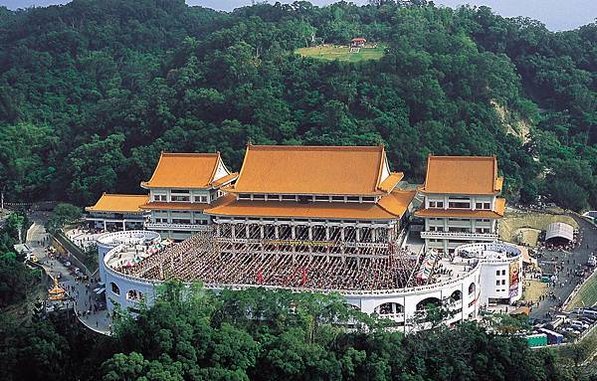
[0,0,594,210]
[0,210,594,380]
[2,278,594,381]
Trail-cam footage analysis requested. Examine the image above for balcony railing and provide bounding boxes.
[216,237,388,248]
[144,222,210,231]
[378,312,405,321]
[420,231,498,240]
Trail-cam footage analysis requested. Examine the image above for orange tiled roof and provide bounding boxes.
[204,191,415,220]
[420,156,500,195]
[230,145,393,195]
[86,193,148,213]
[414,198,506,219]
[495,197,506,215]
[139,202,211,212]
[212,172,239,187]
[378,190,416,216]
[378,172,404,193]
[141,152,232,189]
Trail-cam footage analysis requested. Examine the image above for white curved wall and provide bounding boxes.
[101,241,522,330]
[103,249,160,314]
[96,230,160,285]
[457,242,523,306]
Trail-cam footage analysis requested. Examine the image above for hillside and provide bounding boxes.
[0,0,594,210]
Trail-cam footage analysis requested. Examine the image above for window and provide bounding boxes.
[282,195,295,201]
[347,196,359,202]
[476,202,491,209]
[429,200,444,208]
[501,280,506,285]
[126,290,144,301]
[111,282,120,296]
[449,201,470,209]
[172,219,191,224]
[171,195,190,202]
[496,270,500,276]
[496,280,500,286]
[171,189,189,193]
[332,196,344,202]
[298,195,310,203]
[315,196,329,202]
[362,196,375,202]
[502,270,506,276]
[253,194,265,200]
[153,194,166,201]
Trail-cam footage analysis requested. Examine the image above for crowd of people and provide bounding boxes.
[112,230,427,291]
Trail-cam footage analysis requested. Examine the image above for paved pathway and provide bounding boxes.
[26,221,112,335]
[529,214,597,320]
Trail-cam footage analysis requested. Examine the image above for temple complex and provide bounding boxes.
[86,145,522,330]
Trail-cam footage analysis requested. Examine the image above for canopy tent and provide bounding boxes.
[545,222,574,242]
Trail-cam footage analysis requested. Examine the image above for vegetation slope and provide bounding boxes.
[0,0,595,210]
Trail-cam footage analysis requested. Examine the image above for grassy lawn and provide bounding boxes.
[566,270,597,311]
[296,45,385,62]
[522,279,547,303]
[499,211,579,246]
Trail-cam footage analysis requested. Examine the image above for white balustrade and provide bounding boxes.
[420,231,498,240]
[145,222,210,231]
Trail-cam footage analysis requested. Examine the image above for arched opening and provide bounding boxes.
[416,297,441,311]
[468,282,476,296]
[450,290,462,302]
[126,289,144,301]
[375,302,404,315]
[110,282,120,296]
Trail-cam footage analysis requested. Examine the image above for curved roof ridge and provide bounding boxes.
[232,145,388,195]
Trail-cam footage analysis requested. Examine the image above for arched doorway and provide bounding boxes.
[110,282,120,296]
[468,282,476,296]
[450,290,462,302]
[416,297,441,311]
[374,302,404,315]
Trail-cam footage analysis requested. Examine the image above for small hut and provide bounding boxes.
[351,37,366,47]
